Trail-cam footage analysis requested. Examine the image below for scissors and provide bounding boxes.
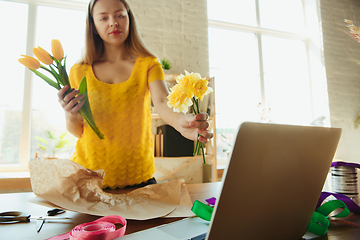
[0,209,72,232]
[36,208,67,232]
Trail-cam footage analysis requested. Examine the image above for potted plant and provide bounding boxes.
[160,58,172,73]
[34,130,73,160]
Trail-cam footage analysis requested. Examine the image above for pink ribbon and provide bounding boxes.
[47,215,127,240]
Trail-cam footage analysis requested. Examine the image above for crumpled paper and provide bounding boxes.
[29,159,194,220]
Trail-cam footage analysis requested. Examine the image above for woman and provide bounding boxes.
[57,0,213,189]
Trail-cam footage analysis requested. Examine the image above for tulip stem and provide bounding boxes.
[40,65,61,88]
[40,65,56,78]
[49,65,62,88]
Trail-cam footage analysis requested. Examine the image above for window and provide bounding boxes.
[0,1,28,167]
[0,0,87,171]
[208,0,330,164]
[31,5,86,161]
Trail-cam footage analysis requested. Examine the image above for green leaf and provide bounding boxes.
[160,58,172,70]
[35,136,47,144]
[59,132,67,139]
[78,77,105,139]
[49,65,62,86]
[30,69,60,90]
[37,143,46,150]
[55,139,66,149]
[57,57,70,87]
[40,65,60,86]
[78,76,87,95]
[46,130,55,140]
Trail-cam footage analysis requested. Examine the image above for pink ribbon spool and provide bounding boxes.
[47,215,126,240]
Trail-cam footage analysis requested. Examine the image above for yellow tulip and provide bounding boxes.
[18,55,40,70]
[33,46,53,65]
[51,39,64,60]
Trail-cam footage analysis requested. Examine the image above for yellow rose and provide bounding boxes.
[33,46,53,65]
[18,55,40,70]
[176,71,213,100]
[167,84,193,113]
[194,78,214,101]
[51,39,64,60]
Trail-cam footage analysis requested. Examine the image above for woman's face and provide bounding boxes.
[92,0,130,47]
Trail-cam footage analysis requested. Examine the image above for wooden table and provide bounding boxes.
[0,182,359,240]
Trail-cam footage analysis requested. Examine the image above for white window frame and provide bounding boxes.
[1,0,87,172]
[208,0,330,165]
[208,0,329,163]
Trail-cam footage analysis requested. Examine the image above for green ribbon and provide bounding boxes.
[316,199,350,218]
[191,200,214,221]
[307,211,330,236]
[308,199,350,236]
[191,198,350,236]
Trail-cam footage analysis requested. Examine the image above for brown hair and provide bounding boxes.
[80,0,155,64]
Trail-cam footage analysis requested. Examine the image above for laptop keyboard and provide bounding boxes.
[190,233,206,240]
[157,217,209,240]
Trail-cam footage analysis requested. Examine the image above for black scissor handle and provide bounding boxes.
[47,208,65,216]
[0,211,30,223]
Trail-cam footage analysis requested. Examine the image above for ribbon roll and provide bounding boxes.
[307,211,330,236]
[192,196,353,237]
[47,215,127,240]
[308,199,350,236]
[317,191,360,214]
[191,200,214,221]
[205,197,216,206]
[331,161,360,168]
[316,199,350,218]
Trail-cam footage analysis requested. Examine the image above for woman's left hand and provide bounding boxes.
[179,113,214,144]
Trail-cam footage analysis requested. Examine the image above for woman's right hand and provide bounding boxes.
[58,85,85,121]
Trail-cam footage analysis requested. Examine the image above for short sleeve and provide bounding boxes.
[69,63,87,89]
[148,58,165,83]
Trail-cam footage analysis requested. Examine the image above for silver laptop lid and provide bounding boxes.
[207,122,341,240]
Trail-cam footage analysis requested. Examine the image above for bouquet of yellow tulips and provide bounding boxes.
[18,39,104,140]
[167,70,213,164]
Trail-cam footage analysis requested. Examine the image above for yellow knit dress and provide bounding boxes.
[68,56,165,189]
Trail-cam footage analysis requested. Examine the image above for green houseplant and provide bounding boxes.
[34,130,73,160]
[160,58,172,71]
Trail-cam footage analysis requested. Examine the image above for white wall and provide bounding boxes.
[127,0,209,77]
[321,0,360,163]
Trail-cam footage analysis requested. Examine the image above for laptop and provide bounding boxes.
[119,122,342,240]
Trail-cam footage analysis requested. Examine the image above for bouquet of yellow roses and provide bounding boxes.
[167,70,213,164]
[18,39,104,140]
